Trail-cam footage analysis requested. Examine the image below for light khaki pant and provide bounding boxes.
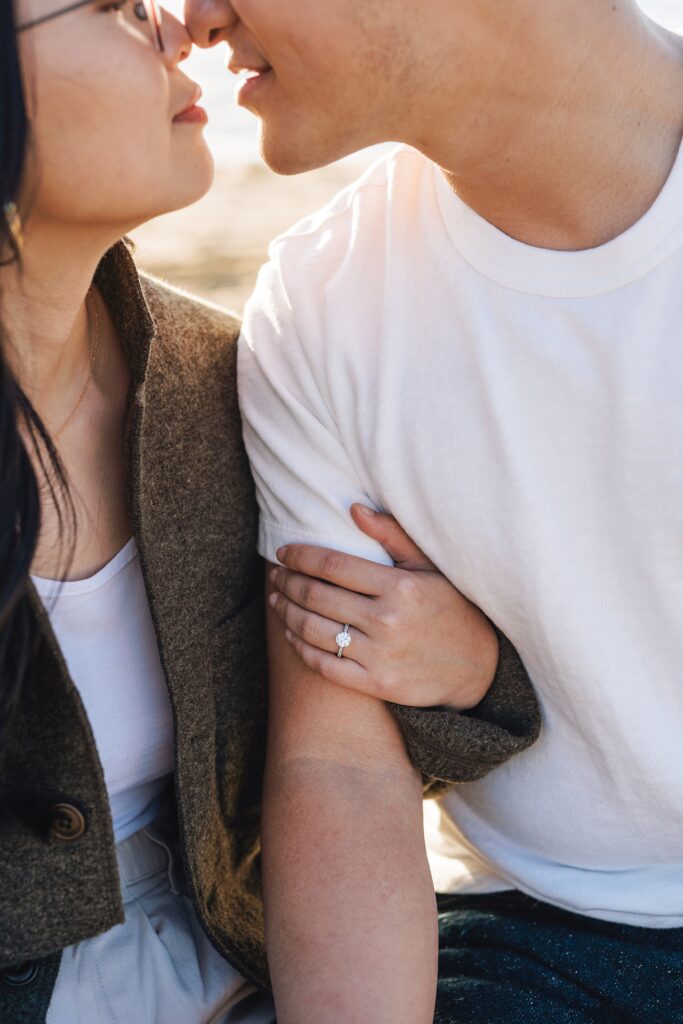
[47,823,275,1024]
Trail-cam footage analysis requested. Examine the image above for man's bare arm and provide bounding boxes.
[262,564,438,1024]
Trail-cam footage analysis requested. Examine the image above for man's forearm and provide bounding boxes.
[262,573,438,1023]
[262,754,438,1024]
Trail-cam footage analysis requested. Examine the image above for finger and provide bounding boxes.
[350,505,437,572]
[268,591,367,662]
[270,566,371,631]
[276,543,394,597]
[284,630,375,693]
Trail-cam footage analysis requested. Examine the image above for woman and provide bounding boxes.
[0,1,539,1021]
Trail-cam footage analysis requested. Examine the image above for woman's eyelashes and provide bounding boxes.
[98,1,150,31]
[99,1,129,13]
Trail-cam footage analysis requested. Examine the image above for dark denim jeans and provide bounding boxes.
[436,891,683,1023]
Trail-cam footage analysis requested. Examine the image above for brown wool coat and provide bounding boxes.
[0,242,540,1023]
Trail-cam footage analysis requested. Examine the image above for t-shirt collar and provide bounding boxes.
[434,133,683,298]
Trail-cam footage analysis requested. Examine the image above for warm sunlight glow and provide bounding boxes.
[161,0,683,166]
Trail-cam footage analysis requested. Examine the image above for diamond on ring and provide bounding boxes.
[336,624,352,658]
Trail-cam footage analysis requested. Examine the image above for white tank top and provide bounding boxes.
[32,538,174,844]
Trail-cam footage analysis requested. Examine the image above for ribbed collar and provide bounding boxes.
[434,133,683,298]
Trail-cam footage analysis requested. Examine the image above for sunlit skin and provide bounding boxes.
[184,0,437,173]
[186,0,683,248]
[2,0,213,580]
[19,0,213,232]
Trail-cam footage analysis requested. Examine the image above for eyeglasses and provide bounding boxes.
[17,0,165,52]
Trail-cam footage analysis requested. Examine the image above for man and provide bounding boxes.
[185,1,683,1021]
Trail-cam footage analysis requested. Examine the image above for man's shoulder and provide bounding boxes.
[267,145,430,281]
[240,146,434,391]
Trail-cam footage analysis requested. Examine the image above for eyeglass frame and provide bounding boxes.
[16,0,165,52]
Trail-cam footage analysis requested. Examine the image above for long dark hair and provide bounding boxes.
[1,0,74,808]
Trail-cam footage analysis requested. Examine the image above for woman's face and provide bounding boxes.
[16,0,213,236]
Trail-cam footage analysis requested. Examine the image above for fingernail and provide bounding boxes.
[268,592,278,608]
[276,546,289,561]
[285,629,293,642]
[268,568,278,585]
[357,505,376,517]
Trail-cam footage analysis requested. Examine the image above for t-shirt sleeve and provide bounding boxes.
[238,249,541,790]
[238,255,392,568]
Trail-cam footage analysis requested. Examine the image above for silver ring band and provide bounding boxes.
[335,624,352,658]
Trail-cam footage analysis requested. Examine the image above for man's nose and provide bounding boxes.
[184,0,236,48]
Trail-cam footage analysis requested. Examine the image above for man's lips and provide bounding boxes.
[173,85,208,124]
[229,61,274,107]
[227,57,272,76]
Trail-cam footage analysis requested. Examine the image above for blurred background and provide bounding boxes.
[131,0,683,313]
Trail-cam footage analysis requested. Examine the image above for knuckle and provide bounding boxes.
[322,551,343,577]
[301,616,321,644]
[303,579,321,607]
[394,573,420,603]
[373,606,400,633]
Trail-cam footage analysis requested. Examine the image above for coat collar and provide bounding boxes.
[94,240,157,390]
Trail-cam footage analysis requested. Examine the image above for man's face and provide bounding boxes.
[185,0,423,173]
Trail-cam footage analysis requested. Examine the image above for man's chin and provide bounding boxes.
[258,126,361,176]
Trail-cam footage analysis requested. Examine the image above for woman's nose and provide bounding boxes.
[159,7,193,65]
[183,0,237,49]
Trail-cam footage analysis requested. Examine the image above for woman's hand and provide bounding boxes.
[268,504,499,710]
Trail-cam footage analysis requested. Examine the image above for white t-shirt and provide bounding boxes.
[32,538,174,844]
[238,144,683,928]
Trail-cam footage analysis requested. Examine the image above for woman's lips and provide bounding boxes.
[173,86,208,124]
[173,104,209,125]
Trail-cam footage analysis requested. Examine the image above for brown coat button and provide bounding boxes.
[1,961,38,987]
[49,803,86,841]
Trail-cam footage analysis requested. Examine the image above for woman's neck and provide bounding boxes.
[2,219,135,580]
[1,220,115,432]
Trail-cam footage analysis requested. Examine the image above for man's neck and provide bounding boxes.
[413,3,683,251]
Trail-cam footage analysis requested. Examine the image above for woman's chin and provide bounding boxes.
[147,148,216,222]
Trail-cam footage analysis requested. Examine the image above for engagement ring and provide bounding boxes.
[336,624,352,658]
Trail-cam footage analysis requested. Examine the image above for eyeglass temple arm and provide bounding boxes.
[17,0,95,33]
